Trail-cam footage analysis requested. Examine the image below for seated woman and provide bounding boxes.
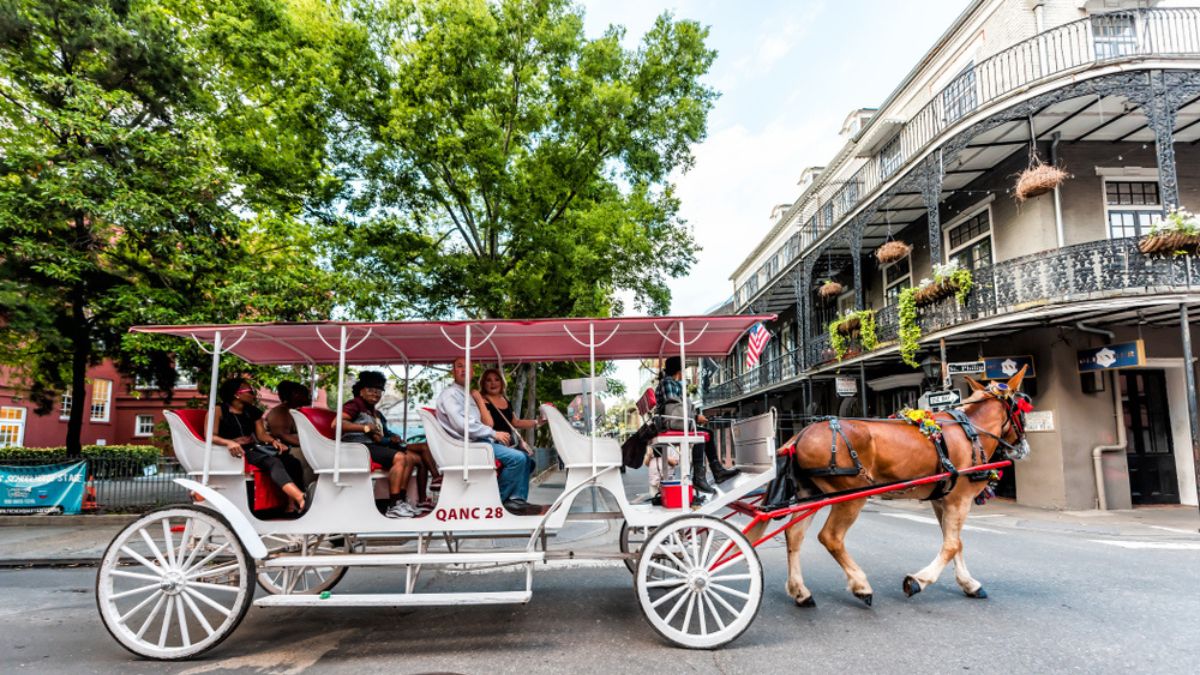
[473,368,546,465]
[265,380,313,484]
[338,371,437,518]
[210,378,307,513]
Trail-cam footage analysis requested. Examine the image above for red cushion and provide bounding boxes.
[299,407,337,440]
[655,430,710,443]
[173,409,207,441]
[246,462,287,511]
[636,388,657,417]
[371,461,384,472]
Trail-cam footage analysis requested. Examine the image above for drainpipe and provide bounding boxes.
[1079,321,1122,510]
[1051,132,1065,248]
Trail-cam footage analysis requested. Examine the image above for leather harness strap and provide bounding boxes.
[796,417,870,480]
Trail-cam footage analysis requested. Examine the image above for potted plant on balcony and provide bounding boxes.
[828,309,878,361]
[818,279,844,301]
[1137,207,1200,256]
[911,261,974,307]
[875,240,912,265]
[1014,156,1069,202]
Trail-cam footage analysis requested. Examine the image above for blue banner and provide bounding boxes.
[0,462,87,515]
[1078,340,1146,372]
[983,355,1036,380]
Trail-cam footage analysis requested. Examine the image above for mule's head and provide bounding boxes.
[964,366,1033,461]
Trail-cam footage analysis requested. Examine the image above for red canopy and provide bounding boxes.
[129,315,775,366]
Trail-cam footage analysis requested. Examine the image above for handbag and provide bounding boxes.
[249,442,280,457]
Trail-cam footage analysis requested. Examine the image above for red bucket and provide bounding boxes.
[661,481,694,509]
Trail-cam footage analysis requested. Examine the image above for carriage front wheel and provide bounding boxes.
[634,514,762,649]
[96,505,255,660]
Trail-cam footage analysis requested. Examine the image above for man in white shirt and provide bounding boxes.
[435,357,537,513]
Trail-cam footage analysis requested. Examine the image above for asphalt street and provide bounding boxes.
[2,502,1198,675]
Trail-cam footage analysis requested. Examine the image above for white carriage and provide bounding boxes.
[95,316,779,659]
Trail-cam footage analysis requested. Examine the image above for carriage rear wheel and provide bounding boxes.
[634,514,762,649]
[96,506,254,660]
[256,534,352,595]
[619,521,649,574]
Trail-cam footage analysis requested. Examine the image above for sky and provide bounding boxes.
[578,0,972,397]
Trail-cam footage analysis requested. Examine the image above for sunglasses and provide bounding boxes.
[236,387,254,395]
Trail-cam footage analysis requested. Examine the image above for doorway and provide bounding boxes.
[1121,370,1180,504]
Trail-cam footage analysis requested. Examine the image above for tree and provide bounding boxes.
[0,0,355,453]
[336,0,716,320]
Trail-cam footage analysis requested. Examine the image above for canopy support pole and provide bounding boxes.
[402,363,411,443]
[202,331,222,487]
[464,324,472,484]
[562,323,622,477]
[653,322,710,511]
[334,325,347,486]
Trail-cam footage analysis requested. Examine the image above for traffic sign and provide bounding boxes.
[947,360,985,375]
[919,389,960,411]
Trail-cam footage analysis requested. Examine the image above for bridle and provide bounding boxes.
[979,383,1033,460]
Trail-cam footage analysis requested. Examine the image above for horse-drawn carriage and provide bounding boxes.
[95,316,1031,659]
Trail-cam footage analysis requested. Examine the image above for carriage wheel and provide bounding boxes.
[96,506,254,660]
[619,521,649,574]
[256,534,351,595]
[635,514,762,649]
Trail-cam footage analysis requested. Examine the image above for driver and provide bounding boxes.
[435,357,539,515]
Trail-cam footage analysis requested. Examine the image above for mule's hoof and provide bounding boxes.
[966,587,988,599]
[855,592,873,607]
[903,576,922,597]
[795,595,816,608]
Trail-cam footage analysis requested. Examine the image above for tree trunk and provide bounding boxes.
[512,363,527,421]
[66,293,88,458]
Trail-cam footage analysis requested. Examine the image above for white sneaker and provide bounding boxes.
[385,502,417,518]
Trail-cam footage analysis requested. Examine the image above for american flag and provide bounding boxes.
[744,322,772,369]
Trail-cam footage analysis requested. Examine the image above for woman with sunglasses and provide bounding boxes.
[210,378,308,513]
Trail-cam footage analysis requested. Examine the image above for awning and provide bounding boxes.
[130,315,776,366]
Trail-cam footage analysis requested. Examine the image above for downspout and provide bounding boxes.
[1051,132,1065,248]
[1079,321,1122,510]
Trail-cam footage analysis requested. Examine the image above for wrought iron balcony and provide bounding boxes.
[711,237,1200,404]
[734,8,1200,313]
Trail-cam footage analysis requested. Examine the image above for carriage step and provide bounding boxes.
[261,551,544,567]
[254,591,533,608]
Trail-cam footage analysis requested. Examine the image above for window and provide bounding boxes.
[1093,13,1138,60]
[60,393,72,420]
[879,135,903,179]
[823,202,834,229]
[883,255,912,306]
[90,379,113,423]
[135,414,155,437]
[946,209,993,272]
[1106,180,1162,238]
[942,63,977,123]
[837,182,859,215]
[0,407,25,447]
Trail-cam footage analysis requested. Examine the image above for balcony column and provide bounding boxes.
[918,151,945,264]
[1142,71,1180,210]
[798,257,816,372]
[850,216,865,311]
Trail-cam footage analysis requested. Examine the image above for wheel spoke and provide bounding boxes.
[682,592,697,634]
[188,580,242,594]
[158,596,174,648]
[184,587,233,618]
[709,573,752,583]
[184,541,230,575]
[688,529,701,573]
[709,582,752,601]
[708,584,743,617]
[645,577,687,589]
[135,594,167,639]
[658,538,691,573]
[110,582,160,601]
[175,592,191,647]
[699,528,716,570]
[118,589,164,624]
[708,550,745,577]
[646,560,688,578]
[701,590,727,631]
[111,569,165,583]
[140,528,170,571]
[180,528,212,571]
[120,546,164,576]
[662,588,691,624]
[649,582,690,610]
[176,519,194,567]
[162,520,177,568]
[187,561,240,581]
[181,590,216,636]
[697,591,708,635]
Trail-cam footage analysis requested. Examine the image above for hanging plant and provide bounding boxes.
[897,287,921,368]
[818,280,844,301]
[912,262,973,307]
[828,309,878,361]
[1138,206,1200,256]
[1014,158,1069,202]
[875,240,912,265]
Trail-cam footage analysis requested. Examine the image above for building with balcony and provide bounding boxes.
[706,1,1200,510]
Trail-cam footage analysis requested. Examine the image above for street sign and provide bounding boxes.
[983,355,1036,380]
[1077,340,1146,372]
[947,360,985,375]
[919,389,960,411]
[835,376,858,397]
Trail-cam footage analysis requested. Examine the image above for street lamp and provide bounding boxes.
[919,354,941,390]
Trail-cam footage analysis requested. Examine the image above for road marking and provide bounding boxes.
[968,514,1004,519]
[876,512,1002,533]
[1088,539,1200,550]
[1148,525,1199,535]
[180,628,352,675]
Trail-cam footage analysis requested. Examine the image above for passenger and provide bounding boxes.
[338,371,421,518]
[210,378,307,512]
[265,380,314,485]
[436,357,539,515]
[474,368,546,462]
[656,356,738,498]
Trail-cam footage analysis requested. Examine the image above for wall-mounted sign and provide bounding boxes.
[835,377,858,397]
[947,360,985,375]
[1024,410,1055,432]
[983,355,1036,380]
[1077,340,1145,372]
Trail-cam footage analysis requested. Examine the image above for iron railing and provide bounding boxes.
[1,457,190,513]
[711,237,1200,403]
[735,8,1200,311]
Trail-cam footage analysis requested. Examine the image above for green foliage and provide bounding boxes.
[859,310,878,351]
[0,445,160,477]
[898,287,921,368]
[334,0,716,320]
[828,309,877,361]
[829,320,848,362]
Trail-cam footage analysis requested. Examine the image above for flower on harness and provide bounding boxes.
[892,407,944,443]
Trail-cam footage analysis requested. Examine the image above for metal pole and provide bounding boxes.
[334,326,346,485]
[402,363,410,441]
[463,324,471,483]
[201,331,222,486]
[589,323,597,476]
[858,360,868,417]
[940,338,950,390]
[308,363,318,404]
[679,323,690,511]
[1179,304,1200,525]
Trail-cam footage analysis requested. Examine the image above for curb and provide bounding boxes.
[0,514,139,527]
[0,558,100,569]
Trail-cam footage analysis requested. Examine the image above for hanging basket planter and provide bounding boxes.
[1138,231,1200,256]
[835,314,861,335]
[875,240,912,265]
[1014,160,1068,202]
[912,278,960,307]
[818,280,844,301]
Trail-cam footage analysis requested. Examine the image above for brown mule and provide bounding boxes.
[748,367,1031,607]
